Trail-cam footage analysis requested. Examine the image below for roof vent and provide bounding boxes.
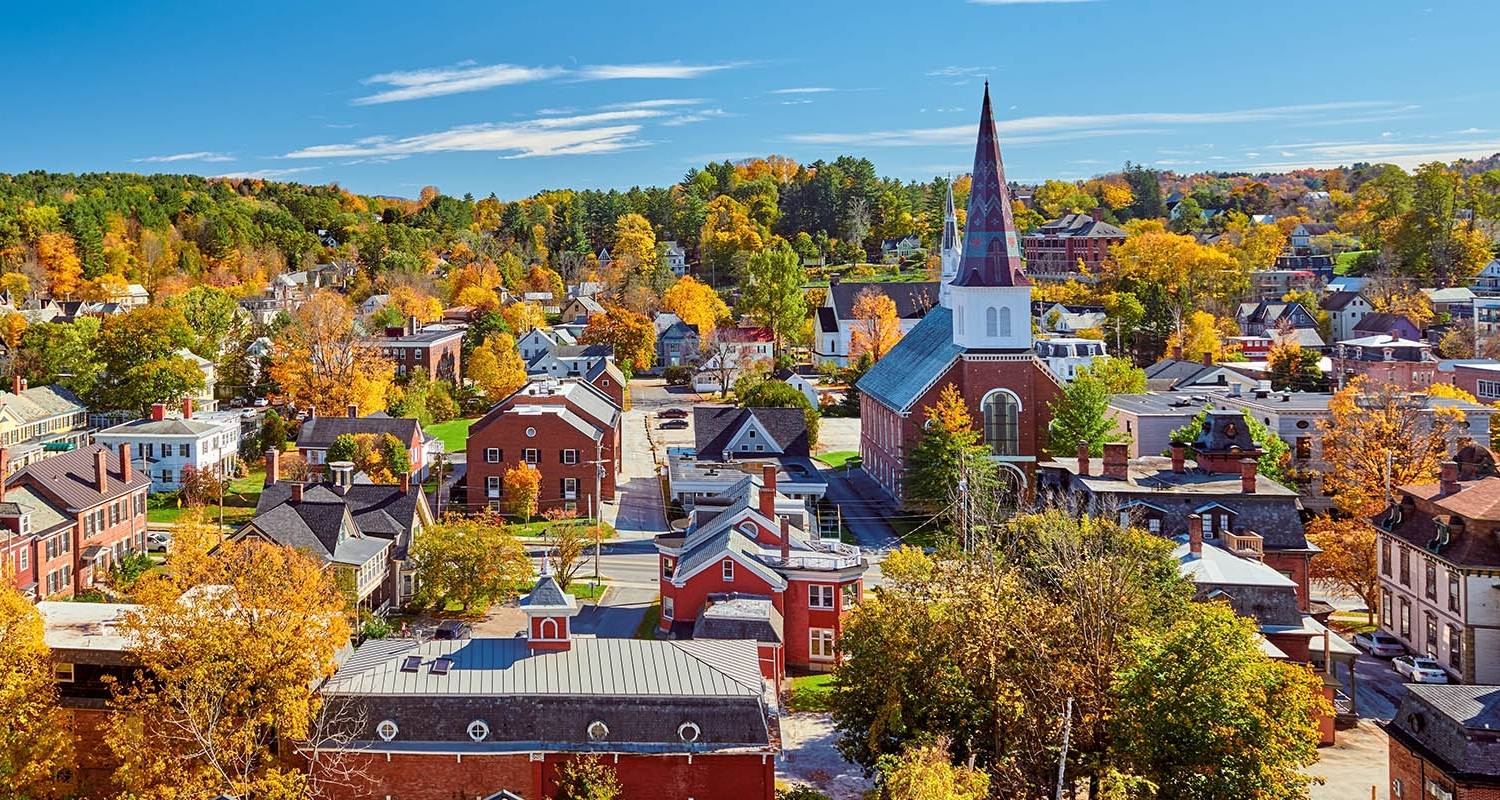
[429,657,453,676]
[587,720,609,742]
[399,655,421,673]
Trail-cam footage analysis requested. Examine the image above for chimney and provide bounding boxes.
[1076,440,1090,477]
[1171,342,1183,360]
[10,375,20,395]
[399,472,411,495]
[94,447,109,493]
[118,444,131,484]
[1090,206,1103,223]
[759,464,777,520]
[408,315,420,336]
[265,448,280,486]
[384,326,404,338]
[290,483,304,503]
[1240,458,1258,493]
[1171,443,1186,474]
[330,461,355,490]
[780,517,791,564]
[1441,460,1461,496]
[347,403,358,419]
[1187,513,1204,557]
[1102,442,1130,481]
[151,403,166,421]
[181,397,193,420]
[1201,351,1213,367]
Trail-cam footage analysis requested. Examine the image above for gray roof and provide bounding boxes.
[692,595,784,644]
[240,486,391,567]
[1029,212,1127,239]
[256,481,424,554]
[521,573,574,610]
[694,406,810,458]
[5,485,71,535]
[10,443,151,511]
[297,416,421,450]
[856,307,962,413]
[827,281,937,321]
[98,414,234,437]
[0,384,84,424]
[1390,685,1500,779]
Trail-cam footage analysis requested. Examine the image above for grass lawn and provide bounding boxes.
[1330,610,1377,635]
[147,502,256,527]
[1334,249,1373,275]
[635,601,661,639]
[787,673,837,712]
[890,512,943,549]
[509,518,617,539]
[565,582,607,601]
[817,451,861,470]
[428,418,478,453]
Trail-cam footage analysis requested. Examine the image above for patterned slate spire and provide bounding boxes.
[940,179,960,253]
[951,83,1029,288]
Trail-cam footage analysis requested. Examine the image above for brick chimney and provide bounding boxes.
[1187,513,1203,557]
[1102,442,1130,481]
[1171,443,1186,474]
[290,483,304,503]
[265,448,281,486]
[1201,351,1213,367]
[1076,440,1090,477]
[1440,460,1461,496]
[1090,206,1103,222]
[780,517,791,564]
[1240,458,1258,494]
[759,464,777,519]
[118,444,131,484]
[151,403,166,421]
[94,447,109,493]
[347,403,358,419]
[181,397,193,420]
[399,472,411,495]
[11,375,21,395]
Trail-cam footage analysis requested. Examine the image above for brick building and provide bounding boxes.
[858,85,1063,502]
[1332,333,1438,390]
[366,319,463,384]
[5,443,149,598]
[310,573,779,800]
[1387,684,1500,799]
[38,601,140,798]
[464,379,621,515]
[656,464,866,676]
[1021,208,1126,279]
[1442,360,1500,402]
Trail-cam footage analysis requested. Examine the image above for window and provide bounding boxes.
[1146,517,1161,534]
[1425,560,1438,601]
[810,628,836,660]
[1295,437,1311,459]
[1382,591,1393,630]
[524,448,539,464]
[1391,777,1402,799]
[54,662,74,683]
[563,477,577,497]
[985,306,998,337]
[1479,379,1500,399]
[485,448,500,464]
[562,449,578,465]
[17,548,26,571]
[178,443,190,457]
[1449,624,1463,667]
[662,596,674,619]
[997,306,1011,337]
[809,584,835,609]
[1381,539,1391,576]
[721,559,735,582]
[1399,547,1410,586]
[842,582,860,608]
[662,557,675,579]
[1450,571,1461,613]
[486,476,500,497]
[981,390,1020,456]
[1400,599,1411,638]
[1425,612,1439,657]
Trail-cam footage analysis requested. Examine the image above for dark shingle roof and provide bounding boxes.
[256,481,424,557]
[694,406,810,458]
[1389,685,1500,779]
[297,416,421,449]
[828,282,938,321]
[816,306,838,334]
[1353,312,1417,334]
[692,595,784,644]
[1319,290,1363,311]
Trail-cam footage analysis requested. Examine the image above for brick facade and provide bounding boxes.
[1388,729,1500,799]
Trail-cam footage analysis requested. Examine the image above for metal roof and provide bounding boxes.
[856,307,962,413]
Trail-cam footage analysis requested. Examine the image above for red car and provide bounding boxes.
[659,408,689,419]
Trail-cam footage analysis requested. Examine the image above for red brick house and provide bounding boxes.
[1441,360,1500,403]
[858,85,1063,501]
[309,573,779,800]
[1021,208,1126,279]
[655,464,866,678]
[464,379,621,515]
[1332,332,1438,390]
[365,318,464,384]
[1387,684,1500,799]
[5,443,149,598]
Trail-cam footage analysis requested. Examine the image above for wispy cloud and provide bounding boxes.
[215,167,321,180]
[1253,137,1500,170]
[771,87,834,95]
[926,66,993,78]
[353,61,739,105]
[661,109,730,127]
[602,98,704,110]
[283,110,666,161]
[969,0,1101,4]
[787,101,1410,147]
[134,151,235,163]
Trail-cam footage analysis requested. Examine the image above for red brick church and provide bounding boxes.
[858,84,1062,499]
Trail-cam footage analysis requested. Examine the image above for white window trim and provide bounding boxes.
[722,559,735,582]
[809,628,836,661]
[809,584,835,609]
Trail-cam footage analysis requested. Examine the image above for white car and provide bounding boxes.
[1393,655,1449,684]
[1353,631,1406,658]
[253,398,269,407]
[146,531,171,553]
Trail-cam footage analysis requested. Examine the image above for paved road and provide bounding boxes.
[821,466,899,550]
[600,378,700,539]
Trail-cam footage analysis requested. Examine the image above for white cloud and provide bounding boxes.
[780,99,815,106]
[970,0,1100,4]
[134,151,235,163]
[926,66,993,78]
[354,63,565,105]
[215,167,321,180]
[770,87,834,95]
[602,98,704,110]
[660,109,729,127]
[575,62,738,80]
[283,110,663,161]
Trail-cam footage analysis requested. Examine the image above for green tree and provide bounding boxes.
[738,240,807,355]
[1112,602,1329,800]
[15,317,102,398]
[91,305,203,411]
[1080,356,1146,394]
[1048,371,1128,457]
[378,432,411,476]
[903,384,993,518]
[326,433,358,464]
[164,285,241,359]
[258,410,288,456]
[554,755,622,800]
[408,519,532,611]
[875,740,989,800]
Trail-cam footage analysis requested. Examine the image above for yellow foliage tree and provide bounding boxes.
[501,301,547,334]
[467,333,528,400]
[700,195,764,272]
[386,284,443,323]
[849,287,902,362]
[1320,376,1464,516]
[455,284,500,312]
[1306,515,1380,624]
[1164,310,1240,363]
[1214,212,1288,271]
[36,231,82,298]
[1427,382,1478,403]
[0,584,73,798]
[503,461,542,522]
[1101,219,1245,322]
[661,275,729,337]
[0,272,31,302]
[0,311,27,351]
[269,291,395,416]
[1369,287,1435,330]
[611,213,658,273]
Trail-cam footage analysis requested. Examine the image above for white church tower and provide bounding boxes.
[939,179,962,308]
[948,83,1033,352]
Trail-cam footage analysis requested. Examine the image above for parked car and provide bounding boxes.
[660,408,689,419]
[146,532,171,553]
[253,398,269,407]
[241,408,259,419]
[660,419,689,430]
[1393,655,1449,683]
[434,620,472,640]
[1353,631,1406,658]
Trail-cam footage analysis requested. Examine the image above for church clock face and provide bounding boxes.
[1224,422,1239,439]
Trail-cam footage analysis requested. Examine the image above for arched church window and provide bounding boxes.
[985,307,998,337]
[982,390,1021,456]
[998,307,1011,338]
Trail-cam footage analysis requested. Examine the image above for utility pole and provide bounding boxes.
[1054,697,1073,800]
[594,441,603,584]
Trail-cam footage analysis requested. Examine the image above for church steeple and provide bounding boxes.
[950,83,1028,289]
[939,179,962,307]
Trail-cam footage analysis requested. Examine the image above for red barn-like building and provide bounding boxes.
[858,85,1063,500]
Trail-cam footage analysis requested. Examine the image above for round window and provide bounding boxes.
[678,722,701,743]
[376,719,399,742]
[1295,420,1309,429]
[525,427,537,438]
[587,720,609,742]
[467,720,490,742]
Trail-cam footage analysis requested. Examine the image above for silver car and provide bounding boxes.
[1353,631,1405,658]
[1393,655,1449,684]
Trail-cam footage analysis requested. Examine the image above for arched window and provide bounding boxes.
[982,390,1021,456]
[985,307,998,337]
[539,617,559,640]
[998,307,1012,338]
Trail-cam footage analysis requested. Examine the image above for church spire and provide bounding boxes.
[939,177,962,307]
[950,82,1029,288]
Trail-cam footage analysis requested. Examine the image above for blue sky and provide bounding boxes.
[6,0,1500,199]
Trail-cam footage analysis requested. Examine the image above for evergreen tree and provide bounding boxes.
[1048,372,1128,457]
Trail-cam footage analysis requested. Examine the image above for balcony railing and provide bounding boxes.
[1224,531,1265,559]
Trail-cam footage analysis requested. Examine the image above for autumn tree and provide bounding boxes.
[903,384,994,521]
[107,540,353,800]
[875,740,989,800]
[500,301,547,334]
[36,231,83,297]
[1100,220,1244,347]
[1048,370,1127,457]
[612,213,658,273]
[1034,179,1097,218]
[163,285,241,358]
[554,755,623,800]
[848,287,901,362]
[579,305,656,373]
[467,332,528,400]
[545,510,591,590]
[661,275,729,337]
[1081,356,1146,394]
[1320,376,1463,516]
[91,305,206,412]
[1306,515,1381,625]
[738,240,807,355]
[1213,211,1288,271]
[270,290,395,416]
[1164,310,1239,364]
[1266,339,1324,392]
[700,195,764,278]
[0,312,27,353]
[504,461,542,522]
[385,284,443,324]
[409,519,532,611]
[0,584,72,799]
[1368,284,1434,329]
